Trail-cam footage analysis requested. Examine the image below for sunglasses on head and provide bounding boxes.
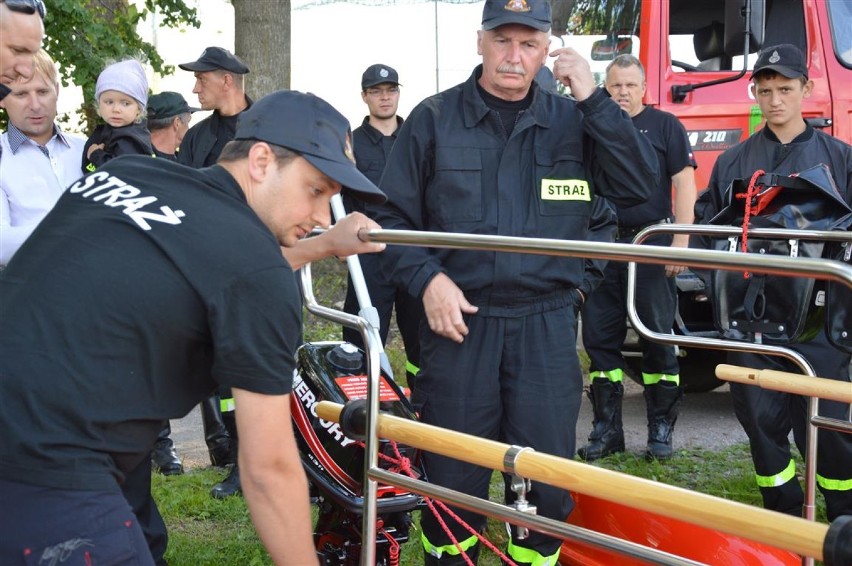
[1,0,46,19]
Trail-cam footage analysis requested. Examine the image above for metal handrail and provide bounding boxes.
[302,227,852,565]
[628,223,852,566]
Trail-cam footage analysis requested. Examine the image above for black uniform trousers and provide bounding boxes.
[728,329,852,520]
[0,476,155,565]
[122,457,168,565]
[411,301,581,559]
[582,233,679,378]
[343,252,424,382]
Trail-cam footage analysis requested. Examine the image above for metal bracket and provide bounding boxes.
[504,445,537,539]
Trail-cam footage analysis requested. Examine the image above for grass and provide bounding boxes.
[153,444,826,565]
[152,257,827,564]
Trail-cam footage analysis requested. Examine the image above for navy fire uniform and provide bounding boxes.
[373,66,657,564]
[580,106,697,460]
[699,122,852,520]
[0,156,303,562]
[342,115,424,383]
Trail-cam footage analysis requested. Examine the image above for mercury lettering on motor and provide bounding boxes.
[293,372,356,448]
[68,171,186,231]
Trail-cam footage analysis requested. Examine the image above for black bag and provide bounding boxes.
[825,237,852,353]
[704,164,852,345]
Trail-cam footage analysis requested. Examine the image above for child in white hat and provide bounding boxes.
[82,59,154,173]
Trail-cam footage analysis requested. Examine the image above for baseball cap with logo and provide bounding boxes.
[235,90,387,204]
[179,47,250,75]
[481,0,552,33]
[147,92,200,121]
[361,64,401,90]
[751,43,808,80]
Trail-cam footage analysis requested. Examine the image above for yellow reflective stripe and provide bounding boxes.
[420,533,478,558]
[589,368,623,383]
[507,541,560,566]
[406,360,420,376]
[220,397,235,413]
[817,473,852,492]
[642,372,680,386]
[755,459,797,488]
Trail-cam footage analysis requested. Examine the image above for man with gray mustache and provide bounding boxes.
[371,0,659,563]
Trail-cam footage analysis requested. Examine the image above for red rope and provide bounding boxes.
[734,169,766,279]
[361,440,519,565]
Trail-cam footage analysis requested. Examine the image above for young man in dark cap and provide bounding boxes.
[178,46,251,168]
[696,43,852,521]
[0,89,386,566]
[177,46,253,495]
[342,63,424,388]
[148,91,199,161]
[371,0,657,562]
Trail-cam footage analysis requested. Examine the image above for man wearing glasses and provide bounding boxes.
[0,0,45,102]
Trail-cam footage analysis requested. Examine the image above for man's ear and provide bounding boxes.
[803,79,814,98]
[247,141,275,181]
[222,72,234,90]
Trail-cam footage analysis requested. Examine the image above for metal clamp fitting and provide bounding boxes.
[503,445,534,476]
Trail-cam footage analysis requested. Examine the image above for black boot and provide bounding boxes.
[211,408,241,499]
[211,463,241,499]
[201,395,233,467]
[151,423,183,475]
[577,379,625,461]
[644,382,683,461]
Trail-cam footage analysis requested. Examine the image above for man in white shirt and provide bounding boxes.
[0,49,85,266]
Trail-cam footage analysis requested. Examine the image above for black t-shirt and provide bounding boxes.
[615,106,696,227]
[0,156,300,491]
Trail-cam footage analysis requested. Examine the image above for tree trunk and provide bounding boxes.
[232,0,291,97]
[552,0,575,37]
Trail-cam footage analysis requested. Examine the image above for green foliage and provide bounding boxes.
[565,0,641,35]
[42,0,200,133]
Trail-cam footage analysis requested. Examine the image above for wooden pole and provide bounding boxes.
[316,400,829,561]
[716,364,852,403]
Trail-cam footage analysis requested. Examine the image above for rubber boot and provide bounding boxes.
[200,395,232,467]
[211,409,241,498]
[644,382,683,461]
[577,379,625,461]
[151,422,183,475]
[423,542,479,565]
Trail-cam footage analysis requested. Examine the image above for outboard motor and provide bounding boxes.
[291,340,423,565]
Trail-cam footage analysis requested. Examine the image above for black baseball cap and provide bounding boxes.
[235,90,387,204]
[147,91,200,121]
[481,0,551,33]
[361,64,400,90]
[179,47,250,75]
[751,44,808,80]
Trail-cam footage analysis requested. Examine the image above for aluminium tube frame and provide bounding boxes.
[299,266,704,566]
[628,224,852,566]
[304,227,852,566]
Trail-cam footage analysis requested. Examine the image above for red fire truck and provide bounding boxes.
[564,0,852,392]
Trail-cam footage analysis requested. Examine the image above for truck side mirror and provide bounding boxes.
[724,0,766,57]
